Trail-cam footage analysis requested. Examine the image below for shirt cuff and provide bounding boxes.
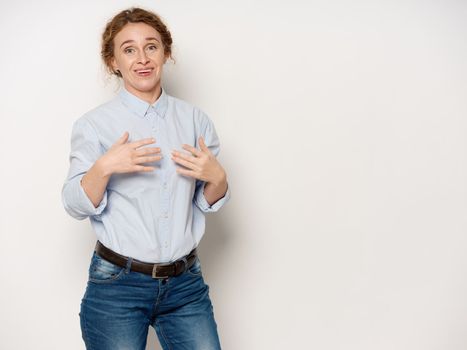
[195,182,231,213]
[62,174,108,220]
[78,176,108,216]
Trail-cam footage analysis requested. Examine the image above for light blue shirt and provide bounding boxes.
[61,86,231,263]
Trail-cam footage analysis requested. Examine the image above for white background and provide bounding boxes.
[1,0,466,349]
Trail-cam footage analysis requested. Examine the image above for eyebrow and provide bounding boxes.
[120,37,161,48]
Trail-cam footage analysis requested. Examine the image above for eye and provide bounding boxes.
[147,45,158,51]
[124,47,135,54]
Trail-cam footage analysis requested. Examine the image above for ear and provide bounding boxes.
[111,57,118,72]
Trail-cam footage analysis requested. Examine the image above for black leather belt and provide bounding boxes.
[95,240,198,279]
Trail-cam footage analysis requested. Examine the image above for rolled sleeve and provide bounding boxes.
[194,180,231,213]
[61,174,108,220]
[192,109,231,213]
[61,117,108,220]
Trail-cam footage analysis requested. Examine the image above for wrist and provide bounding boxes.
[211,169,227,188]
[95,157,113,178]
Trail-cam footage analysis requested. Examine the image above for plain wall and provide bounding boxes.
[1,0,466,349]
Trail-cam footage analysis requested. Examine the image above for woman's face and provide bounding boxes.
[111,22,168,99]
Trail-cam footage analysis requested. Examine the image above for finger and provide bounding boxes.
[198,136,211,154]
[175,167,197,178]
[135,147,161,157]
[135,155,163,164]
[135,165,156,172]
[117,131,129,144]
[181,144,202,157]
[171,155,200,171]
[171,150,198,165]
[131,137,156,149]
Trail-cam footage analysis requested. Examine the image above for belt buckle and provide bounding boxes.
[152,264,169,279]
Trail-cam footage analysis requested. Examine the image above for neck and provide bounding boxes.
[125,83,162,104]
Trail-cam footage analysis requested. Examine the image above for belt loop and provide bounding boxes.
[181,257,188,272]
[125,256,133,274]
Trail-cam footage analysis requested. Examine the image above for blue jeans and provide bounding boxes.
[79,249,222,350]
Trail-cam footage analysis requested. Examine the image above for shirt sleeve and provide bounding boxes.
[193,110,231,213]
[61,117,108,220]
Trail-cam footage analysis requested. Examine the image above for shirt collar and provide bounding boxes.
[118,85,168,119]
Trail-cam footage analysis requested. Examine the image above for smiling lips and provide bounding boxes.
[135,68,154,77]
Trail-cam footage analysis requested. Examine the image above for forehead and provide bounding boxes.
[114,22,162,44]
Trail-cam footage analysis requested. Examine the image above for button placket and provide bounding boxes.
[155,114,170,257]
[160,171,170,250]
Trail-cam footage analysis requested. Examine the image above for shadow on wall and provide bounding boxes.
[197,214,232,276]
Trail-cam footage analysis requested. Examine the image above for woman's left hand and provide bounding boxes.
[171,136,226,186]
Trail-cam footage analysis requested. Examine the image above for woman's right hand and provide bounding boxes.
[98,131,162,176]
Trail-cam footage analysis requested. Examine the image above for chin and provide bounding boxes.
[131,79,160,93]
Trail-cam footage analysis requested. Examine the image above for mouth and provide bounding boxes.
[134,68,154,77]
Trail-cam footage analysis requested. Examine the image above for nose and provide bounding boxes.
[137,50,150,65]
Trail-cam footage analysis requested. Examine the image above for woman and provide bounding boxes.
[61,7,230,350]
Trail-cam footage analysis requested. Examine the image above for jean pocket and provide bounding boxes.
[186,256,203,277]
[88,251,126,283]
